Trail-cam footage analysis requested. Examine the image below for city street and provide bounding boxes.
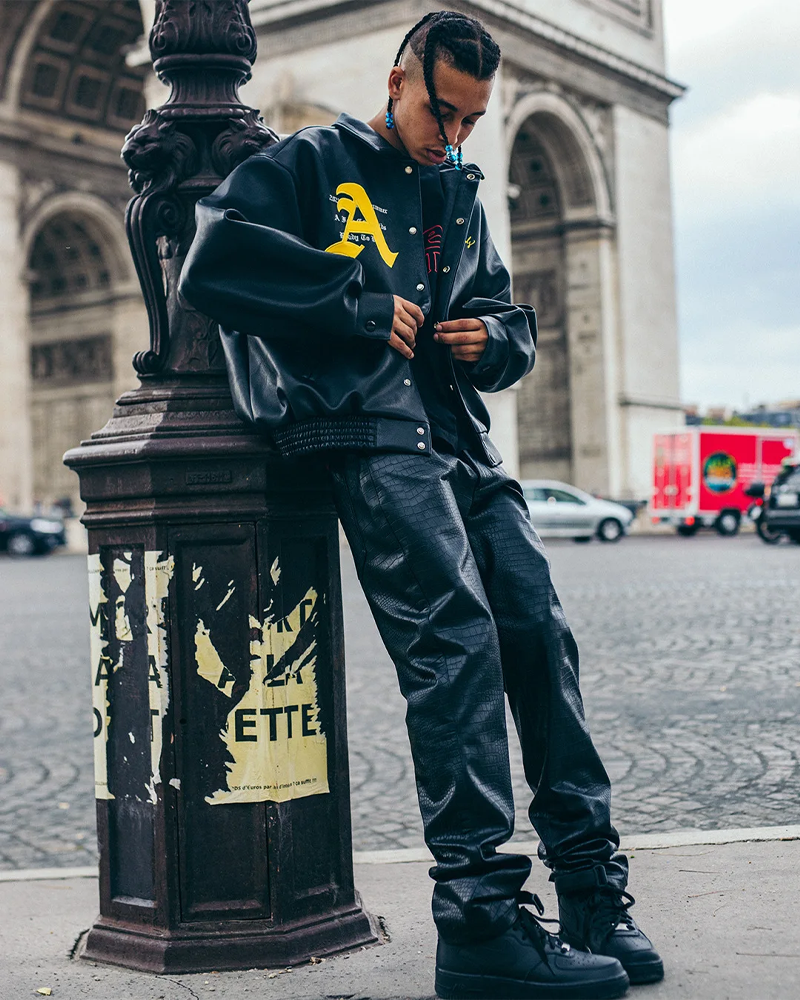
[1,533,799,870]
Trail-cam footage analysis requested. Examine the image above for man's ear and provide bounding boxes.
[387,66,406,101]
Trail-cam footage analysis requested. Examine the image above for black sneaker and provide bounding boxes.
[435,891,629,999]
[557,883,664,986]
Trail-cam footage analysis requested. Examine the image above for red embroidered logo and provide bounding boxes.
[424,225,443,274]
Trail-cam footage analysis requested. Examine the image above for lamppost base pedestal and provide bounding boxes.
[81,898,379,974]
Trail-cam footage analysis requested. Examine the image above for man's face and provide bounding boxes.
[387,55,494,167]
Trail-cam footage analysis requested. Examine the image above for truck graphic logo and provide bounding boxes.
[703,452,737,493]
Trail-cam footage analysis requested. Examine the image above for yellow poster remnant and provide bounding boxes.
[196,571,329,805]
[89,553,113,800]
[89,550,175,802]
[195,618,235,697]
[144,551,174,804]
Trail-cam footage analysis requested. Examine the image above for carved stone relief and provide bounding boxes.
[515,270,562,328]
[30,333,114,386]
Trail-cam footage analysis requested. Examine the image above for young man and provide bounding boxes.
[180,11,662,998]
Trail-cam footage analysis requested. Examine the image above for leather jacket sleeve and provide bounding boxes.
[450,203,537,393]
[178,153,394,344]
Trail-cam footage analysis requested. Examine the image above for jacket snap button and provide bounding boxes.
[442,265,450,273]
[404,378,412,386]
[416,282,425,291]
[456,218,465,225]
[417,442,426,450]
[409,226,417,235]
[417,427,425,435]
[365,319,376,331]
[404,165,413,174]
[467,173,476,180]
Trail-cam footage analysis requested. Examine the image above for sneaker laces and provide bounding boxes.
[589,887,637,942]
[516,891,572,960]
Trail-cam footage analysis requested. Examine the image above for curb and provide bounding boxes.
[2,824,799,882]
[352,823,800,865]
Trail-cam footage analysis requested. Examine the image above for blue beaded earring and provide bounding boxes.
[445,144,463,170]
[385,105,395,129]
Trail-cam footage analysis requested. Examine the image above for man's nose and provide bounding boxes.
[444,124,462,149]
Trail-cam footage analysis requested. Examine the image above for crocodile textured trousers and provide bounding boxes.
[328,448,627,944]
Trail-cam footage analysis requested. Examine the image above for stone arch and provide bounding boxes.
[22,191,132,291]
[505,91,612,223]
[5,0,146,132]
[507,92,617,490]
[23,199,136,509]
[29,214,114,303]
[1,0,52,109]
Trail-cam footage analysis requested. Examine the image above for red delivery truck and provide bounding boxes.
[651,427,799,536]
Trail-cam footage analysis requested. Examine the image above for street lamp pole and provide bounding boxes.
[64,0,376,973]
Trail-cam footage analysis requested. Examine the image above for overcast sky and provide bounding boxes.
[663,0,800,411]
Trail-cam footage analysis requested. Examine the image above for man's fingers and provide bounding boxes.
[394,295,425,329]
[436,318,483,332]
[435,329,486,345]
[407,302,425,327]
[452,348,483,362]
[398,304,423,335]
[388,332,414,358]
[394,316,417,348]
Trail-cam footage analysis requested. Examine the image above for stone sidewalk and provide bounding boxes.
[2,828,799,1000]
[3,536,800,871]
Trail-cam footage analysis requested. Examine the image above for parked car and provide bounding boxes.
[520,480,634,542]
[0,509,66,556]
[746,459,800,545]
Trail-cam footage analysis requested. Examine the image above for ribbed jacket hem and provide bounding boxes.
[272,416,433,458]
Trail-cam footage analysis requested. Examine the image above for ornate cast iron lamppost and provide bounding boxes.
[65,0,376,973]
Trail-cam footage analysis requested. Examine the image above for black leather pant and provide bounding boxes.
[328,448,627,944]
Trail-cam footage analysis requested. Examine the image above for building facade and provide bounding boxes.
[0,0,684,515]
[0,0,149,515]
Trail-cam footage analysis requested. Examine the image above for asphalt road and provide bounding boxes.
[1,532,799,869]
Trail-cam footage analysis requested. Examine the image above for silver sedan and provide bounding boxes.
[520,479,634,542]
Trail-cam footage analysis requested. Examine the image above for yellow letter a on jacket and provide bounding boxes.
[325,183,398,268]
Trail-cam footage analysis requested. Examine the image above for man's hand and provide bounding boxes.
[434,318,489,363]
[390,295,425,358]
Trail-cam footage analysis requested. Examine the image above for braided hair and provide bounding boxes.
[387,11,501,162]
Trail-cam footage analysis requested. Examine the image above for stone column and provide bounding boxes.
[564,225,622,496]
[612,104,683,499]
[469,71,521,477]
[0,159,33,512]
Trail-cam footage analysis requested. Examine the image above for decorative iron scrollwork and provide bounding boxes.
[123,111,196,374]
[212,111,278,177]
[122,0,273,377]
[150,0,257,61]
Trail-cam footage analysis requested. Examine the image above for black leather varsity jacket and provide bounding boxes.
[179,113,537,464]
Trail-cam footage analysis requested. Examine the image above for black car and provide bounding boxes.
[765,460,800,542]
[0,509,67,556]
[746,459,800,544]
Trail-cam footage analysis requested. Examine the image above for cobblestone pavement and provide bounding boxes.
[1,533,799,868]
